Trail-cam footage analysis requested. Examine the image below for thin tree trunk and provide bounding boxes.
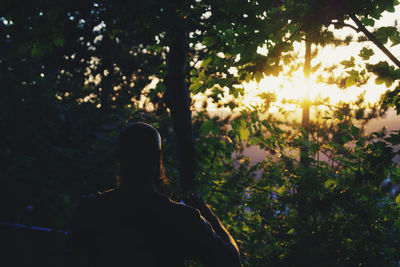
[165,9,197,193]
[300,39,311,166]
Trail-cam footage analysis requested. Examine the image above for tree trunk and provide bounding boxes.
[300,39,311,166]
[165,10,197,193]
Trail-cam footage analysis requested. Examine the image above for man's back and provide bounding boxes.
[67,189,240,267]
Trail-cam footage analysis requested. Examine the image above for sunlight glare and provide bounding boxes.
[241,67,387,113]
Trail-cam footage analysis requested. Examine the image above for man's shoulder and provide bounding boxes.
[139,192,202,224]
[72,189,118,217]
[164,197,205,228]
[161,194,199,214]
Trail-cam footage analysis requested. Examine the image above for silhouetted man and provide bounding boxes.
[67,122,241,267]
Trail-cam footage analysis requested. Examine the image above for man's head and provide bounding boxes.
[116,122,163,189]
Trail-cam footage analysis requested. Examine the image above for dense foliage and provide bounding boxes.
[2,0,400,266]
[195,104,400,266]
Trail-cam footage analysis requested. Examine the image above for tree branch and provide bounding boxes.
[349,12,400,69]
[331,22,360,33]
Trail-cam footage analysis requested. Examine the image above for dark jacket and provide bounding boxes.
[67,189,240,267]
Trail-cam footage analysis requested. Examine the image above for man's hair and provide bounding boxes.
[116,122,167,190]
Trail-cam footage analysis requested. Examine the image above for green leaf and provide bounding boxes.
[53,36,65,47]
[254,71,264,83]
[385,78,394,87]
[189,81,206,94]
[381,85,400,114]
[31,43,44,58]
[387,4,395,12]
[351,125,360,136]
[311,62,321,73]
[389,33,400,47]
[200,119,219,135]
[396,194,400,205]
[375,27,397,44]
[211,86,224,102]
[361,17,375,27]
[367,61,397,88]
[287,228,295,235]
[203,36,217,47]
[341,133,352,143]
[375,77,385,85]
[385,131,400,145]
[345,77,356,87]
[277,185,286,195]
[228,86,238,98]
[239,127,249,141]
[324,179,336,189]
[358,47,374,60]
[238,119,249,141]
[201,56,213,67]
[248,137,259,145]
[340,57,355,68]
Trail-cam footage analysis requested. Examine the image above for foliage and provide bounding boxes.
[2,0,400,266]
[194,104,400,266]
[187,0,400,106]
